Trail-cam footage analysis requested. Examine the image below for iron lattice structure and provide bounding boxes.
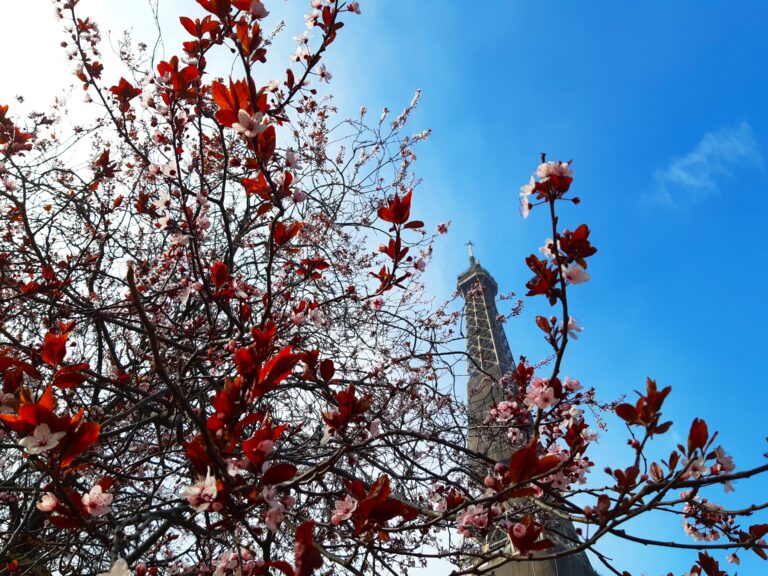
[458,250,599,576]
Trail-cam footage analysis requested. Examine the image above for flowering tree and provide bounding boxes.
[0,2,766,576]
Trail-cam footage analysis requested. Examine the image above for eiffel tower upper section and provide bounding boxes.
[457,245,600,576]
[457,244,515,382]
[457,244,516,465]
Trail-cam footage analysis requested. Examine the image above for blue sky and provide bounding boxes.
[336,2,768,573]
[3,1,767,574]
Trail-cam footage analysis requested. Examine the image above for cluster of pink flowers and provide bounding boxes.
[524,377,557,410]
[212,550,258,576]
[489,400,520,423]
[456,505,490,537]
[536,160,574,182]
[681,493,736,543]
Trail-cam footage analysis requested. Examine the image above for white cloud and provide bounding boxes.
[652,122,761,206]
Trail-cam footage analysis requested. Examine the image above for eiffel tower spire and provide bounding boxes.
[458,246,600,576]
[457,246,515,465]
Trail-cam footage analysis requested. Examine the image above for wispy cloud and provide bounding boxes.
[652,122,761,206]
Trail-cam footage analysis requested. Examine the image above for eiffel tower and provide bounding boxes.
[458,243,599,576]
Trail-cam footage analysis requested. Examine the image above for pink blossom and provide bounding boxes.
[291,45,310,63]
[182,468,218,512]
[83,484,113,517]
[561,263,591,285]
[511,522,527,539]
[318,64,332,83]
[368,419,381,438]
[436,222,449,235]
[491,400,516,422]
[232,109,267,138]
[348,1,361,14]
[308,307,326,326]
[536,160,573,181]
[292,187,308,202]
[519,177,534,218]
[566,316,583,339]
[37,492,59,512]
[727,553,740,565]
[715,446,735,473]
[286,149,302,169]
[161,162,180,179]
[305,9,321,28]
[331,495,358,525]
[154,189,171,212]
[265,506,284,531]
[539,238,557,259]
[682,457,709,480]
[227,458,247,477]
[414,258,426,272]
[507,427,525,444]
[19,423,66,455]
[564,377,582,391]
[456,505,488,536]
[524,378,557,410]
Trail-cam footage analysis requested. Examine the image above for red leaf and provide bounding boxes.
[212,78,252,126]
[60,420,100,468]
[377,190,412,225]
[615,403,638,423]
[41,332,68,367]
[109,78,141,113]
[179,16,198,36]
[274,221,303,246]
[52,363,90,389]
[695,552,727,576]
[749,523,768,539]
[196,0,231,18]
[260,463,298,486]
[256,125,276,165]
[48,514,81,529]
[242,173,272,200]
[294,521,323,576]
[687,418,709,455]
[256,346,300,395]
[505,438,560,485]
[319,359,334,382]
[210,260,229,288]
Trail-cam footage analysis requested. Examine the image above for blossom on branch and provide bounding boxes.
[19,423,66,455]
